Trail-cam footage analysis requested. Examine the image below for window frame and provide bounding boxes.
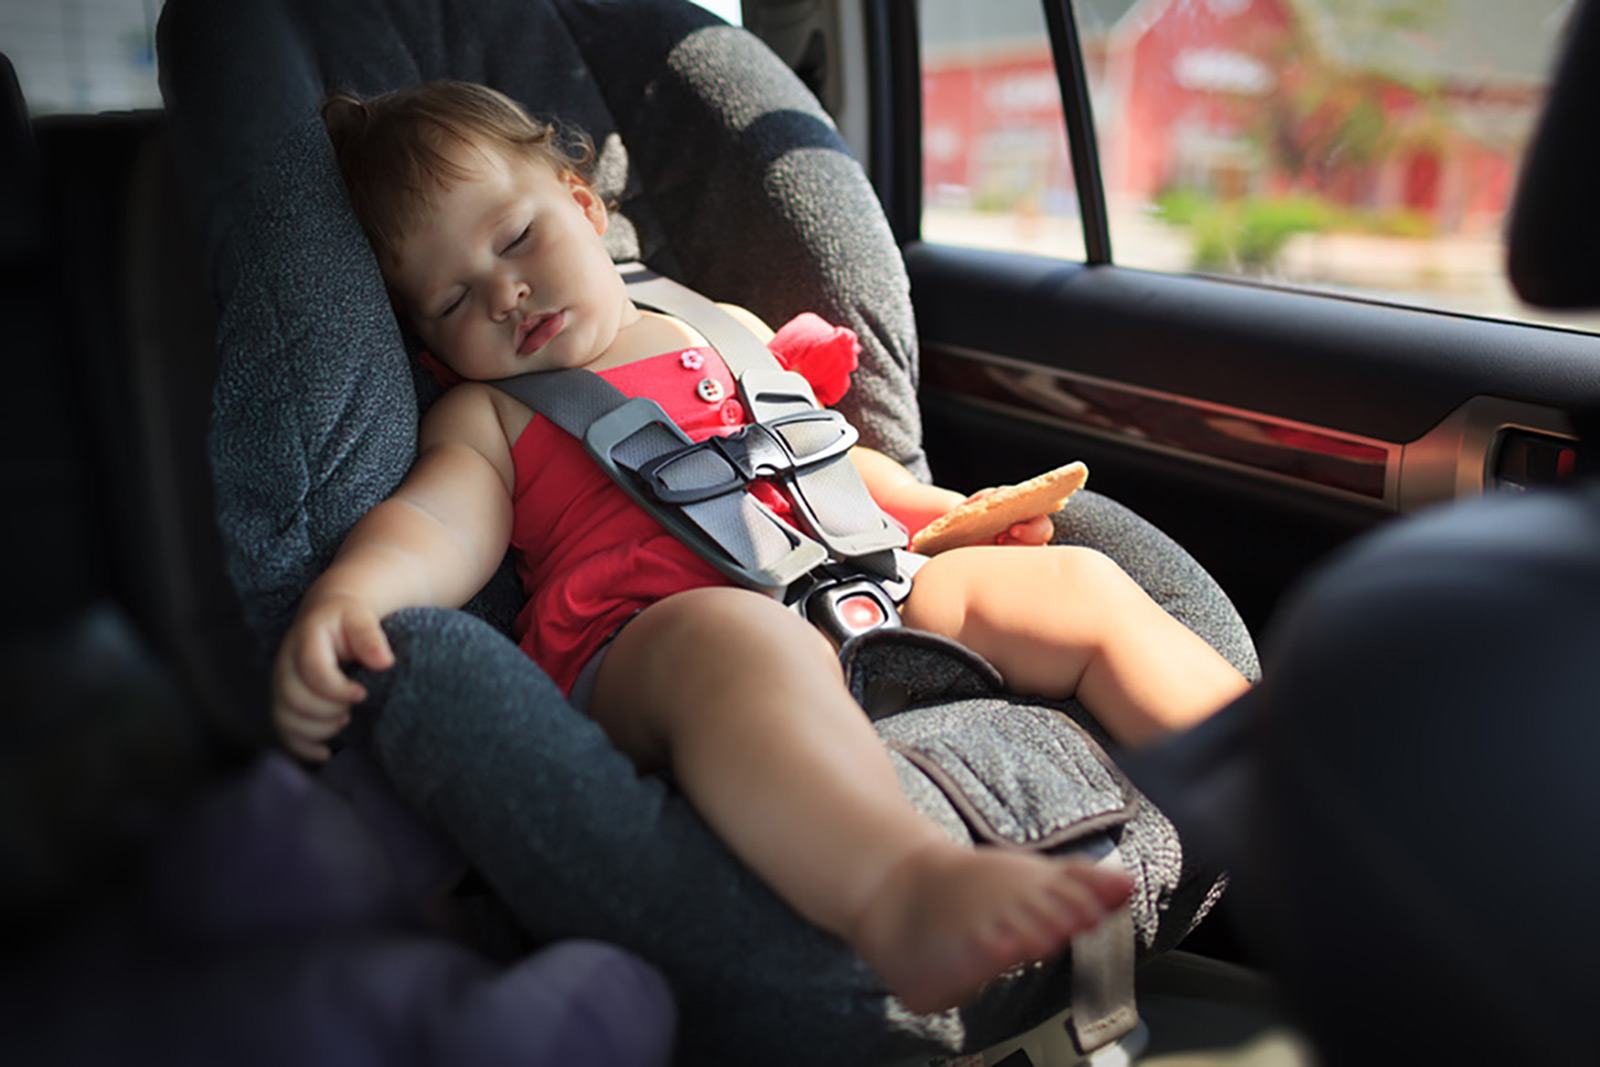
[1042,0,1111,264]
[877,0,1111,261]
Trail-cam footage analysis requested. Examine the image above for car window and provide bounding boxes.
[920,0,1087,261]
[5,0,162,115]
[918,0,1599,334]
[691,0,744,25]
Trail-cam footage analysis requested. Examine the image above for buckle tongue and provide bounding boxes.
[635,410,859,506]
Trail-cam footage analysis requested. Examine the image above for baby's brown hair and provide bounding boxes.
[321,81,594,266]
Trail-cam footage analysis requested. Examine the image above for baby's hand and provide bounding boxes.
[271,593,395,763]
[962,487,1055,546]
[908,462,1087,555]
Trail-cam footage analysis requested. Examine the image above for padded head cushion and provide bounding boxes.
[1507,0,1600,309]
[156,0,922,647]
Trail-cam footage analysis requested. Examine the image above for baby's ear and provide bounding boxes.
[566,171,609,236]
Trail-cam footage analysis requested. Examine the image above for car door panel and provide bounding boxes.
[907,240,1600,632]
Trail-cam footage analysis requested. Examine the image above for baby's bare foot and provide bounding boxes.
[851,844,1132,1015]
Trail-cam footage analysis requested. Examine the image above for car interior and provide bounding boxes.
[5,0,1598,1064]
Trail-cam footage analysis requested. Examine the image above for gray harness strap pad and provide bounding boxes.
[620,266,907,568]
[492,370,824,593]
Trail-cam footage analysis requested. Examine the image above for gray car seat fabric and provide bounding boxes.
[352,610,1229,1064]
[157,0,1258,1062]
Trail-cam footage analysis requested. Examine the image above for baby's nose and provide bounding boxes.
[495,275,530,316]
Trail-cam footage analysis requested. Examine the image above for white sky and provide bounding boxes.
[688,0,744,26]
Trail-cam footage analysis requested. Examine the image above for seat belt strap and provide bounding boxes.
[618,266,906,572]
[617,262,776,379]
[491,369,827,595]
[489,265,910,598]
[1066,848,1140,1054]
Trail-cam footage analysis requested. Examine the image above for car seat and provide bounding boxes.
[150,0,1261,1063]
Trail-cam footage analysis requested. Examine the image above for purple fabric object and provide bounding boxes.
[143,749,404,937]
[5,753,675,1067]
[317,745,469,916]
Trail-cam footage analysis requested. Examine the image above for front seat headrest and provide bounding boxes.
[1507,0,1600,309]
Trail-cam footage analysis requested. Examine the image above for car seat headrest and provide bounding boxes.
[1507,0,1600,309]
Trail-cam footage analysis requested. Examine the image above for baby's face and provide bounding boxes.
[385,139,631,381]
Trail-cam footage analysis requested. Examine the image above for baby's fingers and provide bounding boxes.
[272,682,351,764]
[297,635,371,706]
[274,667,353,729]
[997,514,1055,546]
[281,725,336,764]
[341,612,396,674]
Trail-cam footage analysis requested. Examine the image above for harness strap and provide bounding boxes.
[620,267,907,573]
[617,263,776,379]
[490,266,908,598]
[492,369,826,594]
[1066,851,1140,1054]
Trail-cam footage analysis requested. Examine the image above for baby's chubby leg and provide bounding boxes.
[587,586,1131,1012]
[902,545,1250,746]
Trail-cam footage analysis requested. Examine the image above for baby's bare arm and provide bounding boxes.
[850,447,1054,548]
[850,446,966,535]
[272,388,514,760]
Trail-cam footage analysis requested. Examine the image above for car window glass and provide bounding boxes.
[5,0,163,115]
[919,0,1598,335]
[691,0,744,25]
[918,0,1087,261]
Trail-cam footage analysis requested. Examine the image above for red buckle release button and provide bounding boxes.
[837,593,886,632]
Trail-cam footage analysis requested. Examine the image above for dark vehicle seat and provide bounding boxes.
[2,48,677,1067]
[6,0,1260,1062]
[1,53,260,933]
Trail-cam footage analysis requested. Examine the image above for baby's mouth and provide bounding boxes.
[517,311,565,356]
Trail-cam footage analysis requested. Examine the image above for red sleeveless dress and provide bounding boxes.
[507,314,860,694]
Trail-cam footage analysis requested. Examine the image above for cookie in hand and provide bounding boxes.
[910,461,1089,555]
